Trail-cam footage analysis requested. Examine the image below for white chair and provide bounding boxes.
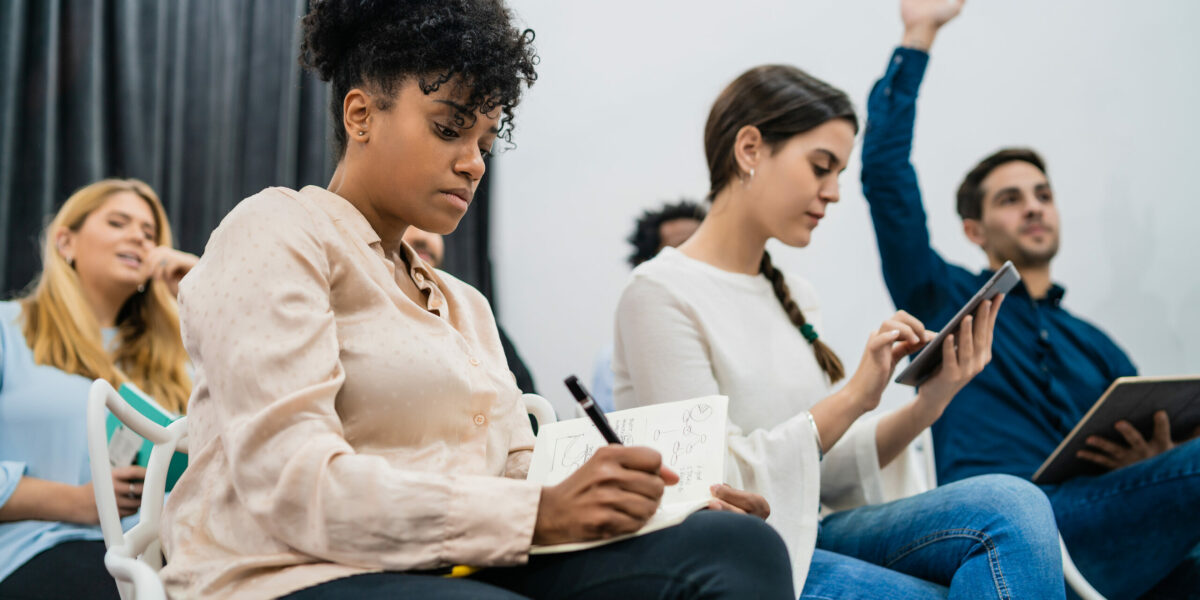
[522,393,558,429]
[1062,537,1105,600]
[83,387,551,599]
[87,379,188,600]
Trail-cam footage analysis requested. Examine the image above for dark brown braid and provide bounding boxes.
[760,251,845,383]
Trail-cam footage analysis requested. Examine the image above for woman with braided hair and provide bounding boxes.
[156,1,794,598]
[613,64,1066,599]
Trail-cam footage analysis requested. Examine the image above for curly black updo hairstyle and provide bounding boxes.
[300,0,539,157]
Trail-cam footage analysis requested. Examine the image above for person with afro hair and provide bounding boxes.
[157,1,794,599]
[626,199,707,269]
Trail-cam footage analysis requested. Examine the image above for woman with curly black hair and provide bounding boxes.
[157,1,794,598]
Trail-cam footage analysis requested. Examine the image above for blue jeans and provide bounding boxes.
[809,474,1064,600]
[282,511,794,599]
[1041,437,1200,600]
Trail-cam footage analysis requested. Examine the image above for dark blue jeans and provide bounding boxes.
[281,511,794,599]
[1041,437,1200,600]
[812,474,1065,600]
[0,540,120,600]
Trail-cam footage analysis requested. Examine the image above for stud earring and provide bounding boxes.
[137,282,146,293]
[749,168,755,179]
[358,131,366,136]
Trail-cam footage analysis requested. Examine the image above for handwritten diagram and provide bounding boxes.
[552,434,598,471]
[652,402,714,463]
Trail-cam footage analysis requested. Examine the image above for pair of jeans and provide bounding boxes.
[0,540,120,600]
[282,510,794,599]
[1041,437,1200,600]
[808,474,1064,599]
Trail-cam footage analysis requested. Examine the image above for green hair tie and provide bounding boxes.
[800,323,819,344]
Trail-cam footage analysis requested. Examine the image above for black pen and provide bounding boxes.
[564,375,622,445]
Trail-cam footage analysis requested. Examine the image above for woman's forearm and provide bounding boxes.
[808,386,872,455]
[875,393,942,468]
[0,476,89,524]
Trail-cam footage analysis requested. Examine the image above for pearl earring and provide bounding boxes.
[137,283,146,293]
[358,131,366,136]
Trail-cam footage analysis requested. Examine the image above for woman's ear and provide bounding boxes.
[733,125,763,180]
[343,88,372,144]
[55,228,75,263]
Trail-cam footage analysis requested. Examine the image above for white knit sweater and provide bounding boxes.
[614,247,928,591]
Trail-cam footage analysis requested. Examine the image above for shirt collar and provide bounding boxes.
[1045,283,1066,306]
[983,268,1067,306]
[298,185,446,315]
[300,185,382,248]
[399,240,438,283]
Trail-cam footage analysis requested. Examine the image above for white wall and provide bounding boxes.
[491,0,1200,417]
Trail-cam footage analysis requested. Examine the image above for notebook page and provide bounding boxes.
[528,395,728,507]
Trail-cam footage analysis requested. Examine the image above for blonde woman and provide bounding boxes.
[0,178,195,599]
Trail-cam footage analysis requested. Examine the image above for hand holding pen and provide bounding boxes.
[564,375,622,444]
[529,376,679,545]
[564,376,771,522]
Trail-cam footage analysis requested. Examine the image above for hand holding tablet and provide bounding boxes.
[894,261,1021,386]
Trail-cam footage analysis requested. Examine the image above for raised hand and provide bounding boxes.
[533,445,678,545]
[900,0,965,50]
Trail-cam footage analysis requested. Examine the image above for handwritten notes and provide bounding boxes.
[527,395,728,553]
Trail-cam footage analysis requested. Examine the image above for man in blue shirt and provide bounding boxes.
[862,1,1200,597]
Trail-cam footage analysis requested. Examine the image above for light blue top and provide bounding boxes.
[0,301,136,582]
[590,344,615,413]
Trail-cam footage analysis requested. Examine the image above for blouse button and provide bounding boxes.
[474,414,486,426]
[469,357,481,366]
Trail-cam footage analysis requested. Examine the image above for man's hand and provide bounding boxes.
[533,446,678,545]
[1076,411,1199,471]
[707,484,770,520]
[901,0,965,51]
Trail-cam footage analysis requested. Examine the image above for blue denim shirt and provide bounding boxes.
[861,47,1138,484]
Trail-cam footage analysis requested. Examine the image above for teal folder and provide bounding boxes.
[104,383,188,492]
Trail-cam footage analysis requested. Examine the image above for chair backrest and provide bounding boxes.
[522,393,557,429]
[86,379,187,600]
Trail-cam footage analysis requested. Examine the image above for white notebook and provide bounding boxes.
[527,395,728,554]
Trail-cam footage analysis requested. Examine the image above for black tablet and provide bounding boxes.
[893,261,1020,386]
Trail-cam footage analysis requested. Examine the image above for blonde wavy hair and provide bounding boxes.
[19,179,192,414]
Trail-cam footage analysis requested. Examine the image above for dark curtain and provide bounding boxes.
[0,0,493,302]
